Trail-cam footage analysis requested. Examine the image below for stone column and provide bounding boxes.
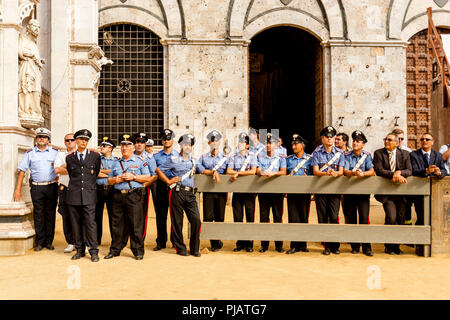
[0,0,36,255]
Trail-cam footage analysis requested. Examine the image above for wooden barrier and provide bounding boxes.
[194,175,432,256]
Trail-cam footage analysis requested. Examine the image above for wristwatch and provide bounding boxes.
[133,174,137,180]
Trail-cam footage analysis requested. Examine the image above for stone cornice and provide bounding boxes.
[0,125,36,138]
[160,38,251,46]
[322,40,410,48]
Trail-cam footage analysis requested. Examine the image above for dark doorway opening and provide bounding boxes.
[249,26,322,154]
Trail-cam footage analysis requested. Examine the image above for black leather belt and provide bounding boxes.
[177,185,197,193]
[115,187,144,194]
[98,185,110,190]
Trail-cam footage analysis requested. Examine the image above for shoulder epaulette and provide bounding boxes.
[26,148,33,153]
[362,150,369,155]
[137,155,145,161]
[143,162,148,167]
[286,154,294,159]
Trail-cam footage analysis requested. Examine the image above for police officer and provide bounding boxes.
[227,132,258,252]
[105,135,155,260]
[257,133,287,253]
[14,127,59,251]
[65,129,101,262]
[285,134,312,254]
[156,134,204,257]
[132,133,158,240]
[248,127,265,157]
[54,133,77,253]
[153,129,179,251]
[96,137,118,245]
[145,138,154,155]
[200,129,229,252]
[343,131,375,256]
[311,126,346,255]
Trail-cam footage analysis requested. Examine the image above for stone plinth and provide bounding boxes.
[431,176,450,256]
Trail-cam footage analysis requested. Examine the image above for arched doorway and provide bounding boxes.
[249,26,323,153]
[98,24,164,146]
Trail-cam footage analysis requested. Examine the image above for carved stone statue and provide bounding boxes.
[18,19,44,127]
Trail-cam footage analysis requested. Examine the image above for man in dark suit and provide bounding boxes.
[66,129,101,262]
[373,132,412,255]
[410,133,447,255]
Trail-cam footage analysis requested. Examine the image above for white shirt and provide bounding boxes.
[387,148,396,169]
[76,149,87,162]
[439,144,450,173]
[55,151,69,187]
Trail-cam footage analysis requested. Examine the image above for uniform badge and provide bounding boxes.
[50,162,54,167]
[91,169,94,175]
[60,185,64,191]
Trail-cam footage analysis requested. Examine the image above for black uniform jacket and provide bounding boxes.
[66,150,101,206]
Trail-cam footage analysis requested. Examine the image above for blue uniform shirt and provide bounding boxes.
[157,153,205,188]
[249,142,265,157]
[97,155,118,185]
[286,153,313,176]
[108,155,151,190]
[344,150,374,172]
[17,145,58,182]
[200,151,228,174]
[311,145,346,172]
[138,151,157,176]
[257,152,286,172]
[275,146,287,158]
[154,149,179,178]
[227,150,257,171]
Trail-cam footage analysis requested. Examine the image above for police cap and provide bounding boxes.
[74,129,92,140]
[206,129,222,142]
[146,139,154,146]
[238,132,250,144]
[320,126,337,138]
[132,132,148,144]
[35,127,51,139]
[292,133,307,144]
[119,134,133,145]
[266,132,279,143]
[351,130,368,143]
[100,136,116,148]
[161,129,175,140]
[178,133,195,146]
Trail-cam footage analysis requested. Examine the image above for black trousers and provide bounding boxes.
[203,192,227,249]
[379,195,407,252]
[258,193,284,249]
[232,193,255,249]
[141,186,151,240]
[152,180,173,248]
[287,194,311,250]
[169,188,201,255]
[315,194,340,251]
[109,189,145,257]
[68,203,98,255]
[57,185,73,245]
[30,183,58,247]
[95,186,113,245]
[342,194,371,252]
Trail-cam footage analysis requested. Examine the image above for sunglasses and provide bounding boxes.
[36,135,48,139]
[384,138,395,142]
[420,138,432,141]
[398,137,404,141]
[65,139,75,142]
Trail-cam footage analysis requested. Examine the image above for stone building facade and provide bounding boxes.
[0,0,449,254]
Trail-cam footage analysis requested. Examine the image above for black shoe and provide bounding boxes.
[135,255,144,260]
[71,251,85,260]
[322,248,331,255]
[233,247,242,252]
[415,246,424,257]
[153,245,165,251]
[298,247,309,252]
[177,251,189,256]
[395,249,404,255]
[275,247,285,253]
[364,250,374,257]
[191,252,201,257]
[45,244,55,250]
[385,248,395,255]
[286,248,297,255]
[259,247,268,253]
[104,252,119,259]
[91,254,100,262]
[331,249,340,255]
[34,245,43,252]
[351,249,359,254]
[211,247,221,252]
[246,247,254,252]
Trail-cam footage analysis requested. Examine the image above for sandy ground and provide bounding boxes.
[0,195,449,300]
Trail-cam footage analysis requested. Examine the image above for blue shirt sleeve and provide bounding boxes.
[279,157,286,169]
[250,154,258,168]
[338,152,346,167]
[310,151,319,167]
[344,155,351,170]
[196,159,205,173]
[17,151,31,172]
[157,156,174,173]
[365,154,374,170]
[147,157,157,175]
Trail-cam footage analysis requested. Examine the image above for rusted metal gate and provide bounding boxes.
[406,29,432,150]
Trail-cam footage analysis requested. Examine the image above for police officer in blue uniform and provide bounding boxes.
[66,129,101,262]
[156,134,205,257]
[200,129,229,252]
[257,133,287,253]
[227,132,258,252]
[132,132,158,240]
[285,134,313,254]
[343,130,375,256]
[248,127,265,157]
[96,137,117,245]
[153,129,179,251]
[105,134,155,260]
[14,127,59,251]
[311,126,346,255]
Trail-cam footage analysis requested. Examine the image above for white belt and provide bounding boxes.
[32,180,57,186]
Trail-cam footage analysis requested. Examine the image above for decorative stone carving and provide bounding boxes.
[88,45,113,92]
[18,19,44,129]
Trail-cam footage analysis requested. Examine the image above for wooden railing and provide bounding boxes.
[194,175,431,257]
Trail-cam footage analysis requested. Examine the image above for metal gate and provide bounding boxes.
[98,24,164,146]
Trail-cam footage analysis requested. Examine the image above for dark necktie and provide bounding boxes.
[79,153,84,164]
[424,153,430,166]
